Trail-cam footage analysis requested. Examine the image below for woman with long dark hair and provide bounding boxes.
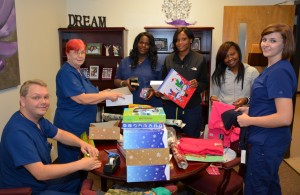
[114,32,162,107]
[211,41,259,107]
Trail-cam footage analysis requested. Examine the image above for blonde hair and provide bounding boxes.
[20,79,47,97]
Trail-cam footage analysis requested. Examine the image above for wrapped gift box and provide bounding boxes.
[126,148,169,165]
[123,128,168,149]
[127,164,170,182]
[122,122,164,129]
[89,120,120,140]
[122,107,166,123]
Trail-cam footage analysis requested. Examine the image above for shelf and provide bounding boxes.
[58,27,128,91]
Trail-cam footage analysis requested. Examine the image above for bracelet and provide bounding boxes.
[245,97,250,105]
[120,80,124,87]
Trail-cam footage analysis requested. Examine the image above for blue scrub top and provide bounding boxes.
[0,112,57,193]
[54,62,98,136]
[115,57,163,107]
[248,60,297,145]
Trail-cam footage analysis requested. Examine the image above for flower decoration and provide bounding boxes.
[161,0,196,26]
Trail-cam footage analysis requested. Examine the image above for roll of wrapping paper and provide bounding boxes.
[165,119,186,128]
[102,113,185,128]
[170,142,188,169]
[102,113,123,121]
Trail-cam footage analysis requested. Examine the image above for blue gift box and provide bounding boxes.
[126,164,170,182]
[123,128,168,150]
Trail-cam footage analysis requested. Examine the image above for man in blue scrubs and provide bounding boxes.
[0,79,101,194]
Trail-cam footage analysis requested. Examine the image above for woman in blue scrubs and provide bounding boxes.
[237,23,297,194]
[54,39,124,164]
[114,32,162,107]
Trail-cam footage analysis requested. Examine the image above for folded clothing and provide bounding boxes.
[221,109,248,150]
[178,137,224,156]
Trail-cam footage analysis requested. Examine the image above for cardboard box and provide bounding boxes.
[122,107,166,123]
[89,120,120,140]
[126,148,170,166]
[127,164,170,182]
[123,128,168,149]
[106,87,133,107]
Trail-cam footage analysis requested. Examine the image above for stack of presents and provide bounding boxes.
[120,107,170,182]
[84,106,171,183]
[81,67,242,181]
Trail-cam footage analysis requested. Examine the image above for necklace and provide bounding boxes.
[138,57,146,65]
[19,111,40,128]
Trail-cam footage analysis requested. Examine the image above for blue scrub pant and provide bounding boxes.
[244,142,289,195]
[164,102,202,138]
[57,142,80,163]
[56,143,87,193]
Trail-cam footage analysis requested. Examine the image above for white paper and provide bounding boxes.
[150,80,163,91]
[241,150,246,164]
[106,87,133,107]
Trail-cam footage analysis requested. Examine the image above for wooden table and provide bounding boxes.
[92,140,209,191]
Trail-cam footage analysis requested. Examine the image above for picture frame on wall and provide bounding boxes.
[154,38,168,51]
[101,67,113,80]
[89,65,99,80]
[86,43,102,55]
[191,38,201,51]
[80,67,90,78]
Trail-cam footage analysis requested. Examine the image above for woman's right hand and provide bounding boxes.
[210,96,219,104]
[124,79,136,92]
[102,90,124,101]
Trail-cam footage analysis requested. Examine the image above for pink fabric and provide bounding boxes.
[178,137,224,156]
[208,101,240,147]
[230,127,240,142]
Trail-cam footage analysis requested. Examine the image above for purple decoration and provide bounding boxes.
[0,59,5,71]
[0,0,18,73]
[166,19,196,26]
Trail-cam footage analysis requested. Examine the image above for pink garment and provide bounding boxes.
[208,101,240,147]
[178,137,224,156]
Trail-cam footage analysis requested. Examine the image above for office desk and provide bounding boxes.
[92,140,209,191]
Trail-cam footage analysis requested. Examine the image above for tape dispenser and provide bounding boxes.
[103,150,120,175]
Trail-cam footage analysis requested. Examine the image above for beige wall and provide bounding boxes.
[0,0,294,139]
[0,0,67,136]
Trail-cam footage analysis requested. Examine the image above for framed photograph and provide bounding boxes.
[101,67,113,80]
[86,43,102,55]
[154,38,168,51]
[89,65,99,80]
[169,42,174,52]
[191,38,201,51]
[80,68,89,78]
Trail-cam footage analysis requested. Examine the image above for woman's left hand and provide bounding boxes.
[81,142,99,158]
[233,97,248,107]
[189,79,198,88]
[145,88,155,100]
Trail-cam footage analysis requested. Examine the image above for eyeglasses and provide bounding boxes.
[28,95,50,101]
[70,50,86,56]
